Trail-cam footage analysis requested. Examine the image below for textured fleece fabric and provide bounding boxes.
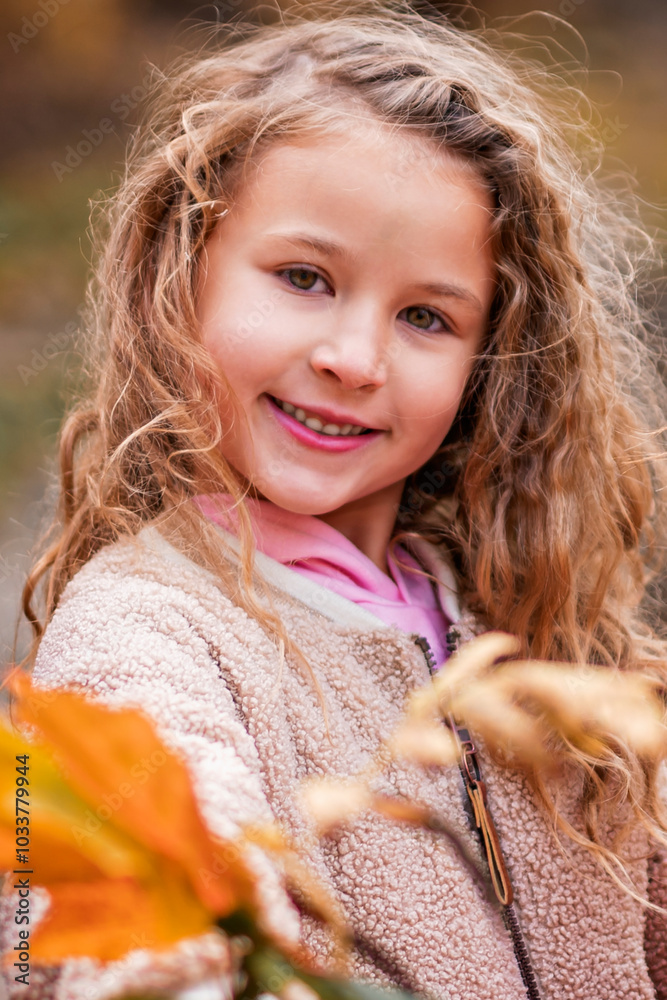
[1,526,666,1000]
[194,494,452,666]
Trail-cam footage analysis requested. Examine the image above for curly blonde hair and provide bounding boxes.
[22,4,667,894]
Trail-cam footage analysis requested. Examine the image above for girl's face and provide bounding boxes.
[197,125,494,524]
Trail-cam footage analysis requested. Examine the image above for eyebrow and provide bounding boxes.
[415,281,485,314]
[266,231,485,314]
[268,231,347,259]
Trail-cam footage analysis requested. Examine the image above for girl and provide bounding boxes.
[8,6,667,999]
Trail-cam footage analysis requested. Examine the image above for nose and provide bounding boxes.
[309,303,391,391]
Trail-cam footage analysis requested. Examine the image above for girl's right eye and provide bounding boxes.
[279,267,330,293]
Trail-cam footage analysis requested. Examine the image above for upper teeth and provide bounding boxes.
[276,399,367,436]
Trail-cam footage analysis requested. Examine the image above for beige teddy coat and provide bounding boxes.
[2,525,666,1000]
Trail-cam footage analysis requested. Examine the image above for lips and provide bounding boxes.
[264,394,383,452]
[268,395,379,437]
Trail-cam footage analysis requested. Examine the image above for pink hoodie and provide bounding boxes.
[195,494,450,667]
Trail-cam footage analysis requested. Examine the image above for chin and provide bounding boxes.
[271,496,342,517]
[258,484,349,517]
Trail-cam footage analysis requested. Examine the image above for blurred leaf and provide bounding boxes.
[1,675,259,962]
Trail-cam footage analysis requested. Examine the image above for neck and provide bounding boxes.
[316,482,404,575]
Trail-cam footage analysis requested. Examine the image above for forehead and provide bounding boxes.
[244,116,487,196]
[228,121,494,250]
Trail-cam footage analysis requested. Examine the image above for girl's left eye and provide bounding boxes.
[400,305,449,333]
[280,267,330,293]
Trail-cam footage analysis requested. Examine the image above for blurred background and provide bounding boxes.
[0,0,665,665]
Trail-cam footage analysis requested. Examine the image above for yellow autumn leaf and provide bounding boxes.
[299,779,372,834]
[406,632,520,720]
[431,632,521,703]
[450,676,551,766]
[0,722,150,884]
[497,661,667,757]
[389,719,458,766]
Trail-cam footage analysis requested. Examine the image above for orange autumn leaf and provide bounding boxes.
[28,869,216,963]
[1,676,259,963]
[10,673,256,915]
[0,722,146,883]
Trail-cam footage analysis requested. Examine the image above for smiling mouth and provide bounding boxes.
[270,396,374,437]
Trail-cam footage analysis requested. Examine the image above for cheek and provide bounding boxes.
[201,306,274,381]
[399,355,472,439]
[204,286,302,363]
[200,263,271,345]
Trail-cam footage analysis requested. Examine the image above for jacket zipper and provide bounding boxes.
[412,631,543,1000]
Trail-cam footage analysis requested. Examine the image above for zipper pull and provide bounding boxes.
[417,629,542,998]
[449,718,514,907]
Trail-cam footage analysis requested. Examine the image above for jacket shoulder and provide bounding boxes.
[33,526,277,696]
[21,528,300,998]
